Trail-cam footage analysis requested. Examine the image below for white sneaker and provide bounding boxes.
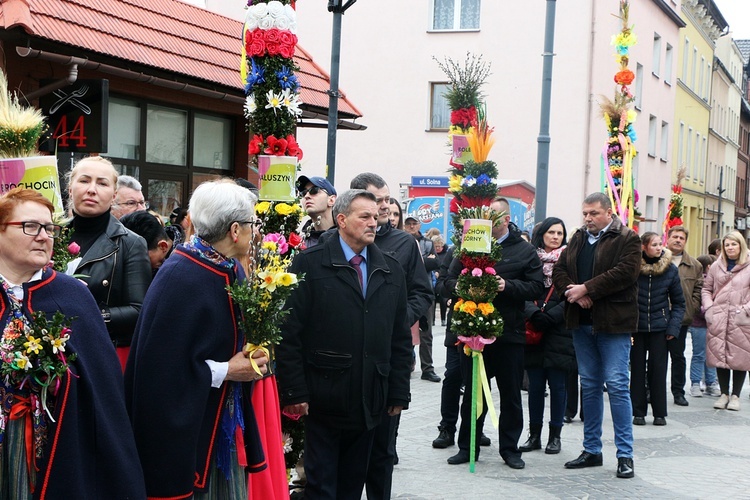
[705,383,721,397]
[690,384,703,397]
[727,395,741,411]
[714,394,729,409]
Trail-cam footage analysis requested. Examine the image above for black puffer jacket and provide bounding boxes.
[524,284,576,372]
[637,249,686,337]
[74,215,152,346]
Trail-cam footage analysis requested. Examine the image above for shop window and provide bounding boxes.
[193,113,232,170]
[431,0,480,30]
[107,98,141,160]
[146,105,187,166]
[430,83,451,130]
[148,178,184,217]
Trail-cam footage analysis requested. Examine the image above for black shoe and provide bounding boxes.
[653,417,667,426]
[518,424,542,452]
[545,425,562,454]
[432,426,455,449]
[447,451,476,465]
[480,433,491,447]
[564,451,603,469]
[617,457,634,478]
[674,394,689,406]
[421,371,441,383]
[563,416,573,424]
[633,416,646,426]
[504,455,525,469]
[441,320,446,326]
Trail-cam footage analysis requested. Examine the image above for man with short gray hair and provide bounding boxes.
[113,175,148,219]
[277,189,411,499]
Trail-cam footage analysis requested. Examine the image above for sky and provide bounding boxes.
[714,0,750,40]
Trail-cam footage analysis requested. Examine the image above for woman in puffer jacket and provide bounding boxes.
[631,232,685,426]
[702,231,750,411]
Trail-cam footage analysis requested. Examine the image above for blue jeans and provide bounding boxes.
[689,326,717,385]
[571,326,633,458]
[526,367,567,427]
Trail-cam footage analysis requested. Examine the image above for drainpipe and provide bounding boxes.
[582,0,598,199]
[22,63,78,103]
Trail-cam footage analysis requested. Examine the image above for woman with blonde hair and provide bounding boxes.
[702,231,750,411]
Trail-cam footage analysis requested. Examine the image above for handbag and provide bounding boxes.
[525,286,555,345]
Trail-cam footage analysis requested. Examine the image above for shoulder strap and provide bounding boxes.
[535,286,556,312]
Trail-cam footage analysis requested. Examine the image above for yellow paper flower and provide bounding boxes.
[15,354,30,370]
[24,335,42,355]
[460,300,478,316]
[611,32,637,48]
[627,110,637,124]
[275,203,294,216]
[258,270,279,292]
[256,201,271,214]
[448,175,463,193]
[47,336,68,354]
[277,273,298,287]
[478,302,495,316]
[453,298,464,311]
[262,241,278,253]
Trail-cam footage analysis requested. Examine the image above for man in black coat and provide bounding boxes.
[350,173,433,500]
[444,197,544,469]
[277,189,412,500]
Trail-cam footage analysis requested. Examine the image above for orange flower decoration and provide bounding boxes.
[453,298,465,311]
[461,300,478,316]
[614,69,635,85]
[478,302,495,316]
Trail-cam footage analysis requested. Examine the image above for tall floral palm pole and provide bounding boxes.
[601,0,638,228]
[662,167,686,241]
[238,1,306,495]
[437,53,503,473]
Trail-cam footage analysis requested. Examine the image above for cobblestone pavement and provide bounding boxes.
[388,325,750,499]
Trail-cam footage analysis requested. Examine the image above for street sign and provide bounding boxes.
[411,176,449,188]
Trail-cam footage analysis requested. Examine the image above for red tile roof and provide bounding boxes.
[0,0,361,118]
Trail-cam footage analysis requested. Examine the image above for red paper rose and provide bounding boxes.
[288,232,302,248]
[266,42,282,56]
[449,197,460,214]
[667,217,683,228]
[264,135,288,155]
[614,69,635,85]
[279,44,295,59]
[248,39,266,57]
[265,28,281,43]
[248,134,264,155]
[286,134,303,160]
[279,31,295,46]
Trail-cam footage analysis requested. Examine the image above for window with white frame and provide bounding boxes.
[648,115,657,157]
[652,33,662,76]
[699,56,705,98]
[645,195,654,232]
[682,37,689,82]
[691,47,698,89]
[431,0,481,30]
[429,82,451,130]
[693,131,700,181]
[660,121,669,161]
[658,198,666,228]
[700,136,706,182]
[664,44,673,84]
[686,127,693,178]
[635,63,644,109]
[678,122,684,167]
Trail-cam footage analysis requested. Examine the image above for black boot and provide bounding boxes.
[545,424,562,454]
[518,423,542,452]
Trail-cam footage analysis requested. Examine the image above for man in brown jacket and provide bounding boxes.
[553,192,641,479]
[666,226,709,401]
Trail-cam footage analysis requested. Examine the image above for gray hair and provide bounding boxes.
[350,172,387,190]
[583,192,611,209]
[117,175,142,192]
[332,189,376,221]
[189,179,257,243]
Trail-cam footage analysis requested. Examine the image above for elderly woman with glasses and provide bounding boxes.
[126,179,269,499]
[0,188,145,498]
[66,156,152,369]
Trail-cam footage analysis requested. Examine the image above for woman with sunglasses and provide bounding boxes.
[0,188,145,498]
[67,156,151,369]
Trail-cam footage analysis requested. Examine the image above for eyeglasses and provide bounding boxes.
[298,186,327,197]
[232,220,263,229]
[116,200,149,209]
[4,221,62,238]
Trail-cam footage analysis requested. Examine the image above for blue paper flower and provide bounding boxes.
[276,66,299,91]
[245,58,265,94]
[476,174,491,185]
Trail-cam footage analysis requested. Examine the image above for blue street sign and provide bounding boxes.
[411,176,449,188]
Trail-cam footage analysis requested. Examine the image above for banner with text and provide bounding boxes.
[461,219,492,254]
[0,156,65,217]
[258,155,297,201]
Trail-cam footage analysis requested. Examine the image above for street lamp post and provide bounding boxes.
[534,0,557,224]
[325,0,357,186]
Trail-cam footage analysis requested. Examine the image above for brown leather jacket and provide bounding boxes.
[674,251,703,326]
[552,217,641,334]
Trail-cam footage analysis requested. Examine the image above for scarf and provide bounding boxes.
[537,245,566,288]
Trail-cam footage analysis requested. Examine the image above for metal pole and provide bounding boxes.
[534,0,557,224]
[325,6,343,184]
[324,0,356,185]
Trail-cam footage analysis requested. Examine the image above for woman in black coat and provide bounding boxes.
[67,156,152,369]
[631,231,685,426]
[520,217,576,455]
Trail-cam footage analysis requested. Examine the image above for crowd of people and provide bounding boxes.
[0,156,748,498]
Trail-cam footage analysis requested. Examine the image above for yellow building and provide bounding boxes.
[673,0,727,256]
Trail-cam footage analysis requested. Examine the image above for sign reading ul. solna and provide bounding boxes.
[39,79,109,153]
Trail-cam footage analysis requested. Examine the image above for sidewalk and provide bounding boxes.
[389,324,750,499]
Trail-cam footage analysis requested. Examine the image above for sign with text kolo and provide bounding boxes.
[39,79,109,153]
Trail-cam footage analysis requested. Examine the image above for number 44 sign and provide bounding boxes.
[39,79,109,153]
